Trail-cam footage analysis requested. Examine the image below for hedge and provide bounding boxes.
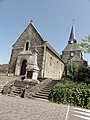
[49,78,90,109]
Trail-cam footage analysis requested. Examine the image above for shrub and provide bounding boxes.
[49,78,90,109]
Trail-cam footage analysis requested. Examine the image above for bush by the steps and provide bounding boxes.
[49,78,90,109]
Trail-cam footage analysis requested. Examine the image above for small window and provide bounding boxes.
[25,42,29,51]
[50,57,52,66]
[27,71,33,79]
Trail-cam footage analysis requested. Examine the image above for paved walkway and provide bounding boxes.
[0,95,67,120]
[0,75,90,120]
[67,106,90,120]
[0,75,67,120]
[0,95,90,120]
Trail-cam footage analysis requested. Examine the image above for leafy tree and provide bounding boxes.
[79,36,90,53]
[78,36,90,83]
[77,61,90,83]
[67,61,78,81]
[67,60,90,83]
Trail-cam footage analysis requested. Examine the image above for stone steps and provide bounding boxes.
[32,80,59,100]
[11,87,25,97]
[38,90,50,94]
[33,94,48,99]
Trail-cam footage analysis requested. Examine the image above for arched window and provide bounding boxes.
[25,42,29,51]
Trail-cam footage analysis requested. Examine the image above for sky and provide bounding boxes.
[0,0,90,65]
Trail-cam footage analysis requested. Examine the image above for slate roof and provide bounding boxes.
[63,43,81,52]
[63,24,81,52]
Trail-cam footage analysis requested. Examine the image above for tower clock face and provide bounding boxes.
[70,40,73,44]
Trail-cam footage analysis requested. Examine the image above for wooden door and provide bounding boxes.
[20,60,27,75]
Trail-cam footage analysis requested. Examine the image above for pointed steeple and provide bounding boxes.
[68,21,77,44]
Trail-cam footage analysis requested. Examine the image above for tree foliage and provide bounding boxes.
[79,36,90,53]
[77,61,90,83]
[67,61,78,81]
[67,60,90,83]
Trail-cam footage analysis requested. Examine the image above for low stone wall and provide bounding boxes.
[2,79,37,96]
[25,78,52,98]
[2,81,15,95]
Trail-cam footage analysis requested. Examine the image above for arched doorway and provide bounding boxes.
[20,60,27,75]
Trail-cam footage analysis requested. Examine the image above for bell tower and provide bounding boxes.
[61,22,83,64]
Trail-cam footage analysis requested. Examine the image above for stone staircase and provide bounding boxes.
[32,80,59,100]
[4,80,38,97]
[10,86,26,98]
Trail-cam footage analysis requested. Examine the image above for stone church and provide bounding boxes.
[8,21,65,80]
[8,21,84,80]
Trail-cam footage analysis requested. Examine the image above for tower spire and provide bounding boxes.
[68,20,77,44]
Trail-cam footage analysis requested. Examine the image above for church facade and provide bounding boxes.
[8,21,65,79]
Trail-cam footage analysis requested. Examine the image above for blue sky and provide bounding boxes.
[0,0,90,65]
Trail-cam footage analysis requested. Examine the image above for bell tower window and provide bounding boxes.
[70,52,74,57]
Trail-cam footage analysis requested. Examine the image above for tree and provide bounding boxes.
[79,36,90,53]
[67,61,78,81]
[77,61,90,83]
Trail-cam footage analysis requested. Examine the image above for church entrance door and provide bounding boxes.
[20,60,27,75]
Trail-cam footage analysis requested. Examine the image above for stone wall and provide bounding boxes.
[0,64,9,73]
[62,50,83,63]
[62,51,70,63]
[44,47,64,79]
